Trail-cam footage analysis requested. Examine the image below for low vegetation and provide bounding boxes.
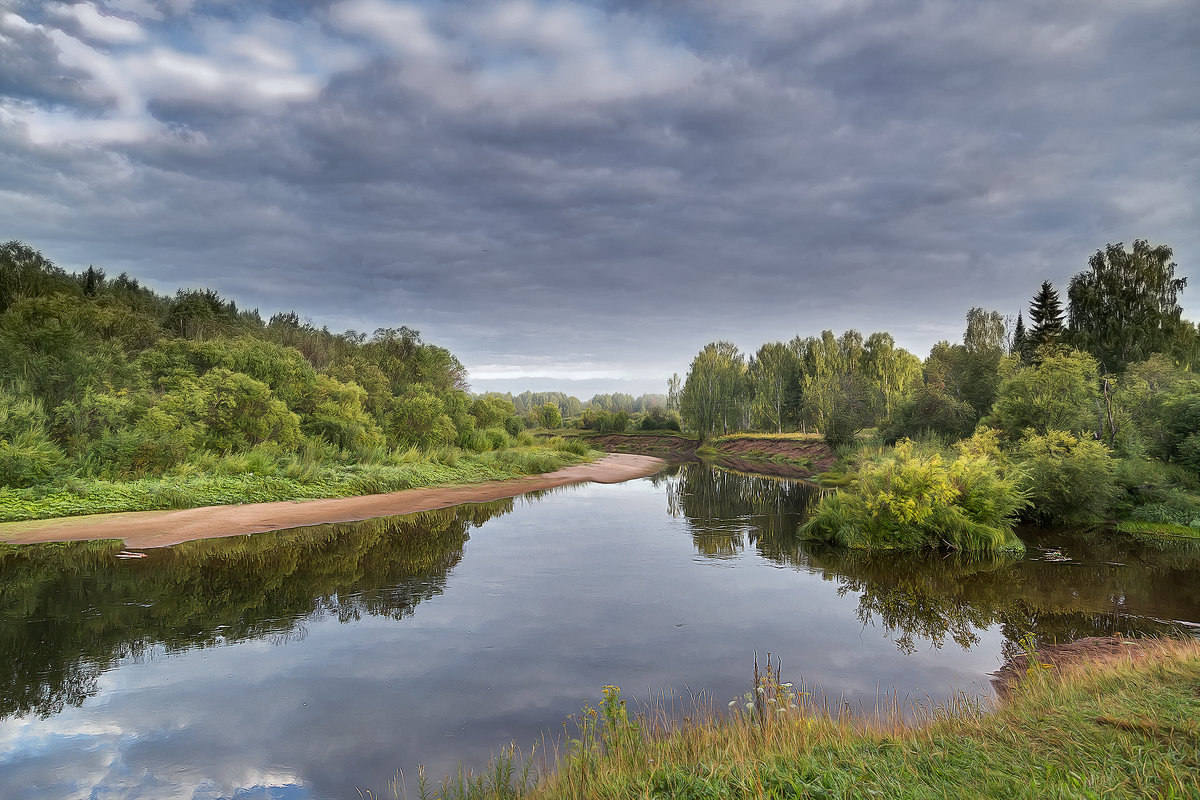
[388,638,1200,800]
[799,435,1027,554]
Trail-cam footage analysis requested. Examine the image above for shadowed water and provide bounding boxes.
[1,462,1198,799]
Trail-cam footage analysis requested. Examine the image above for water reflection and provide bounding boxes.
[662,461,1200,656]
[3,464,1200,799]
[0,500,515,721]
[657,462,821,559]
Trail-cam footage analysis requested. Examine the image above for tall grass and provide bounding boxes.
[378,638,1200,800]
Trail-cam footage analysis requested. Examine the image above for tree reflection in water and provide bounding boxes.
[0,499,515,720]
[662,461,1200,656]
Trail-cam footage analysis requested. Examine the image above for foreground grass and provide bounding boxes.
[0,442,599,523]
[404,638,1200,800]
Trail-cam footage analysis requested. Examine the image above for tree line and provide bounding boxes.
[0,240,555,488]
[677,239,1198,450]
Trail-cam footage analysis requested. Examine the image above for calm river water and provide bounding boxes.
[2,462,1199,799]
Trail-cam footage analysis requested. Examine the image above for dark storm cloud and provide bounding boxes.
[0,0,1196,390]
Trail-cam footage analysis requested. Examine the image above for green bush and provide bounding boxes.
[0,430,68,488]
[799,439,1027,553]
[504,415,524,437]
[1015,430,1116,523]
[552,436,590,456]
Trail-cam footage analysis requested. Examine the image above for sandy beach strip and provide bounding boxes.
[0,453,665,549]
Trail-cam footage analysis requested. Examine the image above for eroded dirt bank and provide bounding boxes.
[0,454,664,549]
[990,636,1163,700]
[588,434,835,474]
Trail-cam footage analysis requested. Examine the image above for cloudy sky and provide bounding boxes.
[1,0,1196,396]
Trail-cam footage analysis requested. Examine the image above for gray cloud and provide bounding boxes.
[0,0,1196,390]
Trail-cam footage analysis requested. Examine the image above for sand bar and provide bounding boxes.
[0,453,665,549]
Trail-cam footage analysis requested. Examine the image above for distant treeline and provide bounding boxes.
[476,390,668,424]
[676,240,1199,447]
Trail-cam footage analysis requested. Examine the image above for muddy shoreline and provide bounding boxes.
[0,453,665,549]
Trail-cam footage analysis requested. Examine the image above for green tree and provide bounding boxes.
[1011,312,1029,362]
[539,402,562,429]
[388,389,456,450]
[749,341,800,433]
[194,368,302,452]
[862,332,923,418]
[471,395,515,430]
[680,341,747,440]
[987,350,1100,439]
[1067,240,1186,373]
[0,240,77,313]
[1027,281,1065,351]
[1016,430,1116,523]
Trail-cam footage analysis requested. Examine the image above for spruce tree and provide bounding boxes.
[1012,312,1028,361]
[1028,281,1065,349]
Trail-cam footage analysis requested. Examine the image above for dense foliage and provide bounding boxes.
[799,438,1027,554]
[0,240,593,514]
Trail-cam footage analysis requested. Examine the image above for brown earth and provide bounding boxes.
[990,636,1162,700]
[0,453,665,549]
[589,433,835,474]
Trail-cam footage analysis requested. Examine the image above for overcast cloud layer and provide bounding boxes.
[1,0,1197,396]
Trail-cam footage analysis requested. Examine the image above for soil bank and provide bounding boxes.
[0,453,664,549]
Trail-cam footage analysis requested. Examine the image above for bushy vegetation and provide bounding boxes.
[0,241,597,517]
[1015,430,1117,524]
[799,437,1027,553]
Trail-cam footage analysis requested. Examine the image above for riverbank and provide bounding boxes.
[585,432,835,475]
[0,453,664,548]
[420,636,1200,799]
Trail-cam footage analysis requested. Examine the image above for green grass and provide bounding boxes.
[385,638,1200,800]
[712,432,824,443]
[0,444,601,524]
[1115,519,1200,539]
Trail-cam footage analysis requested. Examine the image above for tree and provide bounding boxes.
[1068,240,1186,373]
[959,308,1007,417]
[862,332,923,419]
[679,341,747,441]
[538,402,562,429]
[667,373,681,413]
[389,389,456,450]
[987,350,1100,439]
[749,341,800,433]
[1011,312,1029,362]
[1027,281,1065,351]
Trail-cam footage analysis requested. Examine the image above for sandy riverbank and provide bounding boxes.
[0,453,665,549]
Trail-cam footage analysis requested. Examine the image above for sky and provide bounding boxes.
[1,0,1197,398]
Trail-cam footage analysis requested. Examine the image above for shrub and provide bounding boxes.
[0,430,68,488]
[882,387,976,445]
[552,437,589,456]
[484,427,511,451]
[1014,430,1116,523]
[799,440,1027,553]
[504,415,524,437]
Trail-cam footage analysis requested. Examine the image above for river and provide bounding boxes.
[1,461,1198,799]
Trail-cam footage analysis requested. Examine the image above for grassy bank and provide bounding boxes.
[402,638,1200,800]
[0,438,596,523]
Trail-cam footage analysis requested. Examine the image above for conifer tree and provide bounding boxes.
[1012,312,1028,361]
[1028,281,1065,349]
